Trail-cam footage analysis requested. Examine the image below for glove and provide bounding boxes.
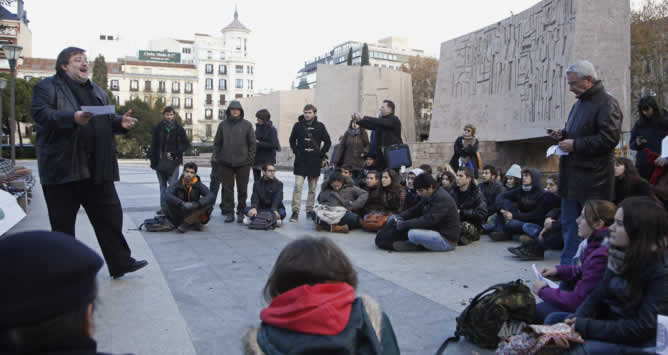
[182,202,194,210]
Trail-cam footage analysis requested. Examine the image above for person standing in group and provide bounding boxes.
[630,96,668,180]
[334,119,369,183]
[31,47,147,278]
[214,100,256,223]
[352,100,402,170]
[209,145,224,215]
[252,109,280,182]
[150,106,190,216]
[548,60,622,265]
[289,104,331,221]
[449,124,480,178]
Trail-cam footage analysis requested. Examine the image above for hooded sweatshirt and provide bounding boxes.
[500,168,546,225]
[213,101,256,167]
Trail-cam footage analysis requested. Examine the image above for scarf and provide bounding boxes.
[607,245,626,275]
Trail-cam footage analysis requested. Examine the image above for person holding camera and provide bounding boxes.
[333,118,369,182]
[352,100,402,170]
[166,162,215,233]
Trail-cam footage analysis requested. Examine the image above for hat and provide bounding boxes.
[228,100,243,110]
[662,136,668,158]
[506,164,522,179]
[0,231,103,328]
[409,168,424,176]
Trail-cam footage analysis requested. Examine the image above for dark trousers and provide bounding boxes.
[220,164,251,216]
[167,205,213,226]
[375,222,408,250]
[42,180,132,276]
[209,162,224,211]
[252,167,262,182]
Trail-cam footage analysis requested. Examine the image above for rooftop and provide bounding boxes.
[221,7,250,33]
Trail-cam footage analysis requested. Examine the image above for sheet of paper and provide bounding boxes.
[546,145,569,158]
[81,105,116,116]
[533,264,559,289]
[657,315,668,354]
[0,190,26,236]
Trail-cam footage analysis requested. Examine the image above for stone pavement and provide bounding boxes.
[7,161,559,355]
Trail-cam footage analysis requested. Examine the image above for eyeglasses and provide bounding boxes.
[265,169,276,172]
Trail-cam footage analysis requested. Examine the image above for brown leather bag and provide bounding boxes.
[361,212,390,232]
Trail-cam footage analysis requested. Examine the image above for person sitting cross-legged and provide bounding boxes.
[243,163,286,227]
[166,162,215,233]
[375,173,460,252]
[314,172,368,233]
[450,167,487,245]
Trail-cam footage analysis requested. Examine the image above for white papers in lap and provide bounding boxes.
[546,145,569,158]
[81,105,116,116]
[532,264,559,289]
[0,190,26,236]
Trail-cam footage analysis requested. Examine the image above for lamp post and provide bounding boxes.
[0,77,6,148]
[2,44,22,166]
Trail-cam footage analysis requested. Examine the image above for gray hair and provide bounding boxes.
[567,60,597,80]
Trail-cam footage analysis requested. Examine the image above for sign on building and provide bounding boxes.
[138,50,181,63]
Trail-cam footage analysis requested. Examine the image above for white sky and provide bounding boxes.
[24,0,637,91]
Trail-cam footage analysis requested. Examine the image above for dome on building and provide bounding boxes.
[222,7,250,33]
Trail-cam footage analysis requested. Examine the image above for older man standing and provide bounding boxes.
[31,47,148,279]
[548,60,622,265]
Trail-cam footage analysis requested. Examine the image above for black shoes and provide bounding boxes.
[177,223,188,233]
[508,242,545,260]
[236,214,245,224]
[224,214,235,223]
[111,259,149,279]
[306,211,316,221]
[490,231,511,242]
[392,241,425,252]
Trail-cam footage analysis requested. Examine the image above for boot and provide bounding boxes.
[330,224,350,233]
[514,242,545,260]
[224,214,235,223]
[392,240,424,252]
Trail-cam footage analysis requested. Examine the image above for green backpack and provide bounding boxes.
[435,280,536,353]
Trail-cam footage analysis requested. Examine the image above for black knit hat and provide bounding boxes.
[0,230,103,328]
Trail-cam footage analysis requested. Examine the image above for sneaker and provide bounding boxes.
[275,219,282,227]
[224,214,235,223]
[237,214,245,224]
[507,245,523,257]
[489,231,511,242]
[243,216,252,225]
[289,213,299,222]
[331,224,350,233]
[516,243,545,260]
[177,223,188,233]
[392,240,424,252]
[306,211,316,220]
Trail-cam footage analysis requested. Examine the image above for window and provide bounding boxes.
[205,78,213,90]
[219,94,226,105]
[206,124,212,137]
[171,97,180,108]
[144,95,150,103]
[246,65,250,73]
[250,66,253,74]
[144,80,152,91]
[158,81,166,93]
[205,64,214,74]
[235,65,243,73]
[235,79,243,89]
[185,97,192,108]
[130,80,138,91]
[186,128,192,137]
[205,109,213,119]
[182,48,191,54]
[172,81,180,93]
[219,65,227,74]
[219,52,225,60]
[206,94,212,105]
[207,51,213,59]
[236,38,242,50]
[218,79,226,90]
[185,82,193,93]
[218,109,225,120]
[185,113,192,125]
[158,97,166,105]
[110,80,119,90]
[247,80,253,90]
[99,35,105,40]
[235,93,243,99]
[107,35,114,40]
[114,95,120,104]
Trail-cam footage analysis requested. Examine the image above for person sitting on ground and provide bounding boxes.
[362,170,383,214]
[0,231,124,354]
[544,197,668,354]
[243,236,399,354]
[244,163,286,227]
[483,163,522,233]
[404,168,424,210]
[166,162,215,233]
[478,164,504,219]
[449,124,480,178]
[438,170,456,195]
[419,164,433,177]
[529,200,615,323]
[341,165,357,185]
[380,169,406,214]
[489,168,546,242]
[314,172,368,233]
[450,167,487,245]
[375,173,460,252]
[613,157,653,205]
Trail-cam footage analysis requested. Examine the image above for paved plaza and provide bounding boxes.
[9,161,559,355]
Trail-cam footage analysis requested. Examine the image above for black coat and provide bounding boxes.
[558,81,622,201]
[149,119,190,169]
[400,187,460,245]
[449,136,479,177]
[501,169,546,225]
[31,75,126,185]
[254,121,280,167]
[450,183,487,228]
[613,174,653,205]
[250,177,285,212]
[6,336,122,355]
[165,175,215,225]
[630,109,668,180]
[478,180,504,217]
[357,115,402,170]
[289,116,331,177]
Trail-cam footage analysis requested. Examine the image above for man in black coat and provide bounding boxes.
[243,163,286,225]
[288,104,331,221]
[478,165,504,218]
[150,106,190,216]
[166,162,215,233]
[450,167,487,243]
[253,109,280,182]
[30,47,147,279]
[548,60,622,265]
[353,100,402,170]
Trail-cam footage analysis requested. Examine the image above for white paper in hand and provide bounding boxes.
[546,145,569,158]
[81,105,116,116]
[656,315,668,354]
[533,264,559,288]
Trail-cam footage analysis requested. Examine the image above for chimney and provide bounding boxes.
[17,0,23,23]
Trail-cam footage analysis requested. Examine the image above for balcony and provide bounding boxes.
[172,88,180,94]
[158,88,166,93]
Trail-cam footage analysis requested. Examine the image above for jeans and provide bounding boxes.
[243,207,287,220]
[535,302,568,324]
[157,167,179,211]
[561,198,584,265]
[544,311,571,325]
[291,175,319,214]
[523,223,542,239]
[407,229,455,252]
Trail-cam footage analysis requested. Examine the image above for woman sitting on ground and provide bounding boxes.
[545,197,668,354]
[243,236,400,354]
[380,169,406,214]
[438,170,456,195]
[613,157,653,205]
[314,172,368,233]
[530,200,615,324]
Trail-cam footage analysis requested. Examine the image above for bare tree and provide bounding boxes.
[401,56,439,141]
[631,0,668,111]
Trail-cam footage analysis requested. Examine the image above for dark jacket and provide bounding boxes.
[357,115,402,170]
[404,187,420,210]
[449,136,479,177]
[4,335,122,355]
[31,75,127,185]
[382,185,406,214]
[214,104,256,167]
[501,169,546,225]
[478,180,503,217]
[166,175,215,225]
[363,184,384,213]
[558,81,623,201]
[254,121,280,167]
[400,187,460,246]
[539,229,609,313]
[630,108,668,180]
[317,176,368,211]
[614,174,653,205]
[573,255,668,345]
[449,182,487,229]
[149,119,190,169]
[250,177,285,212]
[289,115,331,177]
[336,127,369,171]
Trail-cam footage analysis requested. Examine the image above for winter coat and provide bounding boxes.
[250,177,285,212]
[382,185,406,214]
[630,108,668,180]
[558,81,623,201]
[404,188,420,210]
[572,254,668,345]
[449,183,487,229]
[242,283,400,355]
[449,136,480,177]
[254,121,280,167]
[214,107,256,168]
[400,187,460,246]
[500,169,546,225]
[6,335,122,355]
[363,185,385,213]
[149,119,190,169]
[357,115,402,170]
[613,174,653,205]
[538,229,609,313]
[31,75,127,185]
[317,176,368,212]
[289,115,332,177]
[165,175,215,225]
[337,128,369,170]
[478,180,504,217]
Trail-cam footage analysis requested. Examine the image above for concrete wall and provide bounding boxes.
[430,0,631,143]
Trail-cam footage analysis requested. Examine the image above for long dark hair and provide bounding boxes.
[615,157,640,179]
[619,197,668,308]
[263,236,357,302]
[637,96,661,120]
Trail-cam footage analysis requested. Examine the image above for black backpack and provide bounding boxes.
[138,215,175,232]
[248,211,277,230]
[435,280,536,354]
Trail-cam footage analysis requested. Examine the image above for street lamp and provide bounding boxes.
[0,77,6,147]
[2,44,22,166]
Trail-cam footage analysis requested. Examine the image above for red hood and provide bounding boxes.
[259,282,355,336]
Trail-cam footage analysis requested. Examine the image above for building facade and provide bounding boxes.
[0,1,32,73]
